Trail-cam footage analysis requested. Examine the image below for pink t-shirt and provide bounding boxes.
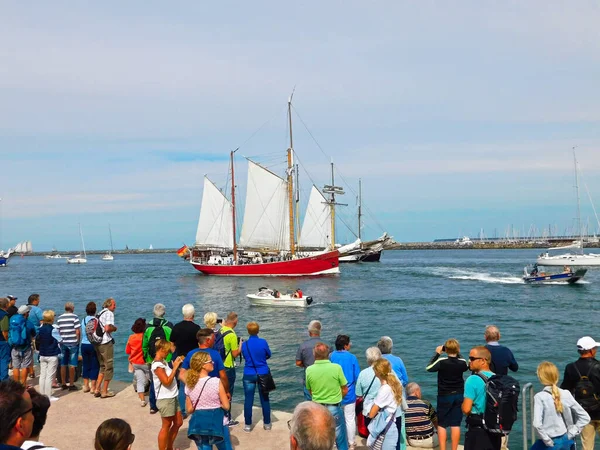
[185,376,221,410]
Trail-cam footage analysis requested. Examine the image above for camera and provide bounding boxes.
[441,345,446,352]
[216,318,223,324]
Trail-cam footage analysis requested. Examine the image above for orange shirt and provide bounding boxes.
[126,333,145,364]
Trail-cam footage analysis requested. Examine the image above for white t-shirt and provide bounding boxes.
[22,440,59,450]
[374,383,398,415]
[152,360,178,399]
[99,308,115,344]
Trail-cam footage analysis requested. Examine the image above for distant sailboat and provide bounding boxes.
[102,225,114,261]
[67,224,87,264]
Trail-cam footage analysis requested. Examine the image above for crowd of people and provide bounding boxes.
[1,294,600,450]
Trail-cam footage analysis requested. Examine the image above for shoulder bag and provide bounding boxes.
[368,408,397,450]
[356,375,377,438]
[245,340,276,394]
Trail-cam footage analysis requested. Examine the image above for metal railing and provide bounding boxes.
[522,382,535,449]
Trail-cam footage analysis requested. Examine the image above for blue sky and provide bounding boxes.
[1,2,600,251]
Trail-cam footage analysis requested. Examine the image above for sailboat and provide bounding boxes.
[189,98,339,276]
[66,224,87,264]
[102,225,114,261]
[537,148,600,266]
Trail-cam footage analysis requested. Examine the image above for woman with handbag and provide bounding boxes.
[240,321,273,433]
[367,358,404,450]
[531,361,590,450]
[185,351,231,450]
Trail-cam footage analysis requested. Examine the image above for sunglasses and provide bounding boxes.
[468,356,484,362]
[204,360,214,365]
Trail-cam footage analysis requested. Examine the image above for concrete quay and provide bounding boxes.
[40,380,462,449]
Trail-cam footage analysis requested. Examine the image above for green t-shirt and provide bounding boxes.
[220,326,239,368]
[464,370,494,415]
[0,314,8,341]
[305,360,348,404]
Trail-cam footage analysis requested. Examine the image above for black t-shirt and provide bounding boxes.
[426,352,470,396]
[561,357,600,420]
[170,320,201,359]
[6,305,18,318]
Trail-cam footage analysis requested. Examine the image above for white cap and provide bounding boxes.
[17,305,31,315]
[577,336,600,351]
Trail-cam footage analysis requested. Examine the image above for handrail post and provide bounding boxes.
[522,382,535,449]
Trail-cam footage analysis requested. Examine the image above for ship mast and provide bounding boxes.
[287,98,296,256]
[574,147,583,255]
[231,149,238,262]
[323,161,346,250]
[358,178,362,240]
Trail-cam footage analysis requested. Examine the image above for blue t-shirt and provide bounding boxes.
[80,316,95,345]
[330,350,361,404]
[242,335,271,375]
[28,305,43,333]
[383,353,409,386]
[464,370,494,414]
[182,348,224,378]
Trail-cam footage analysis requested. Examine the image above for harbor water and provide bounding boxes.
[2,249,598,442]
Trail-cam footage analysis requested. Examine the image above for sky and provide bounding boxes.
[1,1,600,251]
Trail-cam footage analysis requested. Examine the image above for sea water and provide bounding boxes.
[2,249,598,442]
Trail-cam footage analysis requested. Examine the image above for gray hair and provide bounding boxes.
[406,382,420,397]
[377,336,393,354]
[0,298,7,309]
[484,325,500,342]
[181,304,195,319]
[153,303,166,318]
[308,320,322,336]
[102,297,115,309]
[291,401,335,450]
[64,302,75,312]
[365,347,382,366]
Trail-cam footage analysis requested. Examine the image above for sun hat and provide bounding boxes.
[17,305,31,315]
[577,336,600,351]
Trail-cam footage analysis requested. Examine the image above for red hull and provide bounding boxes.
[191,250,339,276]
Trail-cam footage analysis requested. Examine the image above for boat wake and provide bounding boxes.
[431,268,524,284]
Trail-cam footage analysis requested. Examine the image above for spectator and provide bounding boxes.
[151,339,184,450]
[21,388,59,450]
[377,336,409,387]
[10,306,36,385]
[462,346,500,450]
[26,294,43,334]
[0,379,35,448]
[405,382,439,448]
[56,302,81,391]
[219,312,241,426]
[203,312,220,331]
[94,418,135,450]
[560,336,600,450]
[95,298,118,399]
[532,361,589,450]
[126,318,149,407]
[0,298,11,381]
[306,342,348,450]
[143,303,173,414]
[296,320,322,400]
[356,347,383,429]
[170,304,200,419]
[80,302,100,395]
[185,351,232,449]
[289,401,336,450]
[367,358,404,450]
[5,296,17,318]
[330,334,360,450]
[484,325,518,376]
[35,311,60,401]
[426,338,469,450]
[240,321,272,433]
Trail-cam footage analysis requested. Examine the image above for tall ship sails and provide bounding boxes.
[190,100,339,276]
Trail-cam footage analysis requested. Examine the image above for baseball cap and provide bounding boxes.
[17,305,31,315]
[577,336,600,351]
[6,295,17,301]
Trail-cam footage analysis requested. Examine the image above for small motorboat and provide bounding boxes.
[246,287,313,307]
[523,264,587,284]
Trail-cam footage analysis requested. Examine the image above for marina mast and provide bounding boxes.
[323,161,346,250]
[231,149,238,263]
[358,178,362,240]
[287,98,296,256]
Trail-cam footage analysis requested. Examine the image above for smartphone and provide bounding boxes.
[441,345,446,352]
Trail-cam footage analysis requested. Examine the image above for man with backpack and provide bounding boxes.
[217,312,241,426]
[94,298,118,399]
[0,298,12,381]
[9,306,36,385]
[561,336,600,450]
[142,303,173,414]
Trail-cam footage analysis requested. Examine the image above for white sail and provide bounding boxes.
[195,177,234,248]
[299,185,331,249]
[239,160,290,250]
[26,241,32,253]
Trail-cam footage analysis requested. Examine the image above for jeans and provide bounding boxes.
[0,342,10,381]
[81,343,99,380]
[178,378,187,418]
[60,344,79,367]
[303,384,312,400]
[324,404,348,450]
[39,356,59,396]
[243,374,271,426]
[193,425,232,450]
[149,375,157,410]
[225,367,236,419]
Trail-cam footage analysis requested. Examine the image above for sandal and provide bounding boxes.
[83,386,91,393]
[101,391,116,398]
[94,392,101,398]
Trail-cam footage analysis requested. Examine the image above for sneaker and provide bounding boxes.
[140,401,147,407]
[68,385,78,391]
[243,425,252,433]
[227,420,239,427]
[61,384,68,390]
[150,409,158,414]
[263,424,272,431]
[49,396,60,402]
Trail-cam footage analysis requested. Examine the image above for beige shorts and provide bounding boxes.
[157,397,179,418]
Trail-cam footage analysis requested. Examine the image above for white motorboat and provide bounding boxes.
[67,224,87,264]
[246,288,313,307]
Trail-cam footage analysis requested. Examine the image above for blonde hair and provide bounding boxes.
[204,312,218,329]
[154,339,172,358]
[373,358,403,405]
[186,351,211,389]
[42,310,55,324]
[537,361,563,414]
[445,338,460,355]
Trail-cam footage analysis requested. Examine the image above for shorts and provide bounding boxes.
[60,344,80,367]
[437,393,464,427]
[11,347,34,369]
[157,397,179,418]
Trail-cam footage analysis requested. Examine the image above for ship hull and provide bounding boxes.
[191,250,339,276]
[361,250,382,262]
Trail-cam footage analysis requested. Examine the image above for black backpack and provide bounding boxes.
[214,329,234,362]
[478,373,520,435]
[573,362,600,412]
[146,322,172,360]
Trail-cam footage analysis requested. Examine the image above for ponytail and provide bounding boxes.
[536,361,563,414]
[373,358,403,405]
[550,384,563,414]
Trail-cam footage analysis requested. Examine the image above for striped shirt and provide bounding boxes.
[404,396,437,439]
[56,313,81,346]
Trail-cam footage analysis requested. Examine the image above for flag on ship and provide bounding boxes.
[177,244,190,258]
